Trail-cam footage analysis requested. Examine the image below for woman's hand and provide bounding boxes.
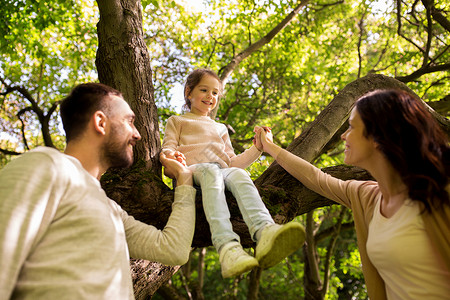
[253,126,272,151]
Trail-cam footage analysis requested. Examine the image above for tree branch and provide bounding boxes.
[421,0,450,32]
[395,62,450,82]
[321,207,346,298]
[0,77,56,148]
[396,0,424,53]
[218,0,310,83]
[0,148,23,156]
[422,0,433,68]
[357,12,367,79]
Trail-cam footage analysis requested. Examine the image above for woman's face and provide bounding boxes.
[341,107,377,169]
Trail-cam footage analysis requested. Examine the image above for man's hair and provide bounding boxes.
[60,83,122,142]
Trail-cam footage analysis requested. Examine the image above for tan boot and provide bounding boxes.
[219,241,259,278]
[255,222,305,269]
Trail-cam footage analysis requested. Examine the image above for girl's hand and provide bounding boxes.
[253,126,272,151]
[160,153,192,185]
[173,151,187,167]
[164,150,187,167]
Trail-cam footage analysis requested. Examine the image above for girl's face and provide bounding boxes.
[187,75,220,116]
[341,107,378,169]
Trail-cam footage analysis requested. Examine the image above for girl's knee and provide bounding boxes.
[193,163,222,184]
[226,167,251,181]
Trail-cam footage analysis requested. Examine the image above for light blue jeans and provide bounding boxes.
[190,163,274,251]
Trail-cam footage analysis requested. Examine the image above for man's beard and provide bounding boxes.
[101,124,134,169]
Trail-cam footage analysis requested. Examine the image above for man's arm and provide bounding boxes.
[121,154,196,265]
[0,150,62,298]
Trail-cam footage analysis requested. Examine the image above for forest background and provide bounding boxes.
[1,0,449,299]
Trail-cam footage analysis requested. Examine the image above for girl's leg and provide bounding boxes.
[192,164,258,278]
[222,167,274,241]
[223,167,305,269]
[191,163,240,251]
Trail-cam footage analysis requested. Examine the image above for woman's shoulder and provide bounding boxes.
[347,179,381,206]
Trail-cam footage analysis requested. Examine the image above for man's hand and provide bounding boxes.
[160,153,192,186]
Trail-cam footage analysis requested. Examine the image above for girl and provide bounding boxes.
[161,68,305,278]
[258,89,450,299]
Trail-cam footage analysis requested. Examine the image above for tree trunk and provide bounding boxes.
[303,211,322,300]
[95,0,175,297]
[95,0,160,171]
[94,0,450,296]
[132,259,180,300]
[247,268,262,300]
[194,248,206,300]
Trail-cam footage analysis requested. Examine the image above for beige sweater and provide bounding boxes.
[0,147,197,299]
[162,113,262,168]
[275,149,450,300]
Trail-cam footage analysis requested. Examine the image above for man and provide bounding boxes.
[0,83,196,299]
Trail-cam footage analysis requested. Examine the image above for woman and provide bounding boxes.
[258,89,449,299]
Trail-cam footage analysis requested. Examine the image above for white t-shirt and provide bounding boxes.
[367,198,449,299]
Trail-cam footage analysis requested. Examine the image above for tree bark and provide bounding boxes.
[247,268,262,300]
[94,1,450,296]
[131,259,180,300]
[96,0,160,171]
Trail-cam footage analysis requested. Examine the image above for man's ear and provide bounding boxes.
[93,111,108,136]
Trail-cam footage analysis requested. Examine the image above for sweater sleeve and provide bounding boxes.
[275,148,368,208]
[220,125,262,169]
[0,151,62,299]
[229,145,262,169]
[161,116,180,154]
[121,185,197,266]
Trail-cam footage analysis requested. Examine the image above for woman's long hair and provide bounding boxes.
[356,89,449,211]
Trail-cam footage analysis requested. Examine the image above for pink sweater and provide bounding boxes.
[162,113,262,168]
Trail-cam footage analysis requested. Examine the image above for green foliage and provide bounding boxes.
[0,0,98,159]
[1,0,449,297]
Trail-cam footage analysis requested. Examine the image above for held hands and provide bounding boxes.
[253,126,273,152]
[164,150,187,167]
[160,152,193,186]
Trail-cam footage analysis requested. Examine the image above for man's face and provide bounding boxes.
[101,95,141,169]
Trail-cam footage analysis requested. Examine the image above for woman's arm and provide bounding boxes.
[260,130,355,207]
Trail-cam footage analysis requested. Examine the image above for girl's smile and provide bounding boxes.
[187,74,220,116]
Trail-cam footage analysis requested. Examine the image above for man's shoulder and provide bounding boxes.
[27,146,67,164]
[20,147,81,173]
[30,146,63,156]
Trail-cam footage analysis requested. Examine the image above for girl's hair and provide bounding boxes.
[183,68,222,111]
[355,89,450,212]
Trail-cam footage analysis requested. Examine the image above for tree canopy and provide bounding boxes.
[1,0,449,298]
